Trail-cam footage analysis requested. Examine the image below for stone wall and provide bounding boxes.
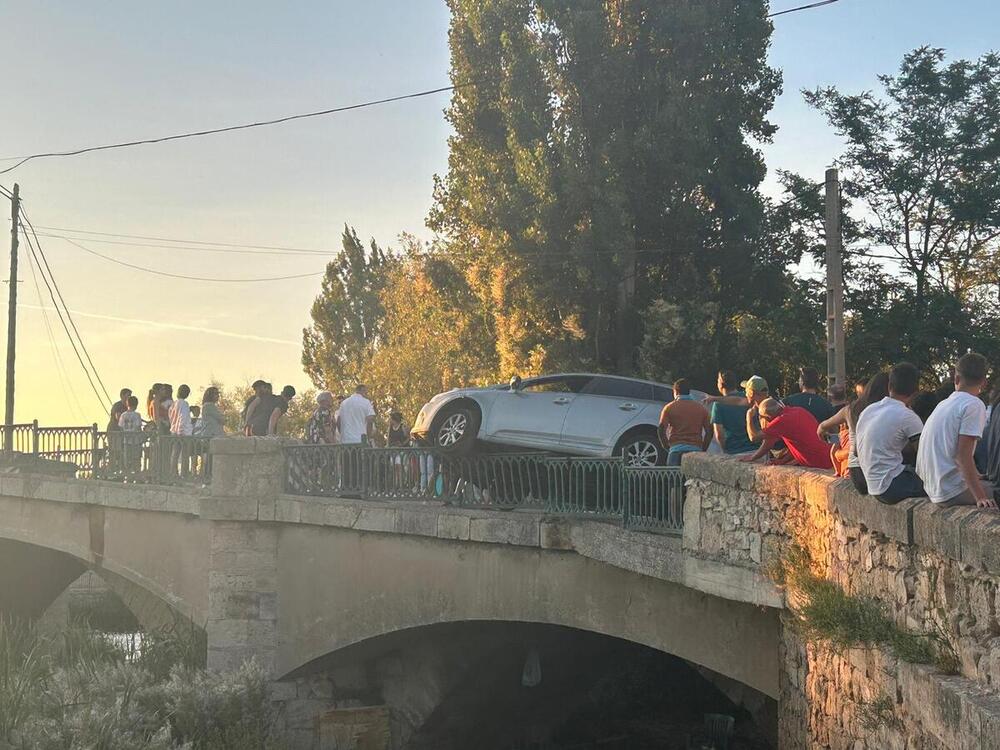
[683,453,1000,749]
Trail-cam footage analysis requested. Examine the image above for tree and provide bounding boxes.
[301,226,396,394]
[431,0,781,383]
[805,47,1000,376]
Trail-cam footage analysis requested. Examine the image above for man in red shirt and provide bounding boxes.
[739,398,833,469]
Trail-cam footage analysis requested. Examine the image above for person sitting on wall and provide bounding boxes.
[853,362,926,505]
[917,353,997,509]
[740,398,833,469]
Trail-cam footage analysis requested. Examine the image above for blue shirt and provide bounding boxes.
[710,393,755,454]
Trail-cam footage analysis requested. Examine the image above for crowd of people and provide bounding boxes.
[104,380,399,448]
[657,355,1000,510]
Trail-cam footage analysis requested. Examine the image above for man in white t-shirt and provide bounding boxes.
[337,385,376,445]
[917,353,997,508]
[855,362,925,504]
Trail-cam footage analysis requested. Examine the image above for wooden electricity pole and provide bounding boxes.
[824,168,846,386]
[4,183,19,452]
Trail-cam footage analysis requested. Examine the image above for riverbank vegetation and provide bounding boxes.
[0,617,283,750]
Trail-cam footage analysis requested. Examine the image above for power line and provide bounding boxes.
[60,236,325,282]
[18,218,111,411]
[0,85,457,176]
[23,245,86,419]
[768,0,843,18]
[28,224,338,254]
[0,0,845,178]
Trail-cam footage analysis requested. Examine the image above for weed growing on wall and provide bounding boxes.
[772,545,952,669]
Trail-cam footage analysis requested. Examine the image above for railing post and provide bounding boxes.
[90,423,99,475]
[31,419,38,456]
[621,461,630,529]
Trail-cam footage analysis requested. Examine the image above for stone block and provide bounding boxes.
[682,453,757,489]
[755,465,804,501]
[324,502,361,528]
[958,512,1000,575]
[397,508,438,537]
[681,487,702,552]
[913,503,975,561]
[539,518,573,550]
[831,485,920,545]
[257,497,276,521]
[200,495,259,520]
[275,498,302,523]
[300,500,328,526]
[354,506,398,533]
[469,515,539,546]
[208,589,261,619]
[209,437,257,455]
[437,512,471,541]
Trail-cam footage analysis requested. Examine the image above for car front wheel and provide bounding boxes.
[433,405,479,454]
[616,433,665,467]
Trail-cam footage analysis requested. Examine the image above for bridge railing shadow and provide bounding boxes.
[283,445,684,535]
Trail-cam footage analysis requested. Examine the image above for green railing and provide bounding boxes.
[283,445,685,535]
[7,422,211,486]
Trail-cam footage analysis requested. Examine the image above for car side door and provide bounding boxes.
[559,377,656,454]
[481,376,590,450]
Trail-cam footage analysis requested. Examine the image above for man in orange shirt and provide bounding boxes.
[658,378,712,466]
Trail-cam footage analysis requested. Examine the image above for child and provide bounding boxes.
[190,405,202,436]
[118,395,144,476]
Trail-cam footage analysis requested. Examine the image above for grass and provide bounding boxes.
[775,545,952,669]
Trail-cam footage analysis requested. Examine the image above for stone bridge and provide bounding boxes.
[3,440,1000,748]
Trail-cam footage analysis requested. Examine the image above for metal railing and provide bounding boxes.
[7,422,212,485]
[284,445,685,534]
[622,466,685,534]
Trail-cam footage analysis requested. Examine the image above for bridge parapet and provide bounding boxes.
[683,453,1000,749]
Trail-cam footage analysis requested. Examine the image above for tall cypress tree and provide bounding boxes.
[430,0,782,381]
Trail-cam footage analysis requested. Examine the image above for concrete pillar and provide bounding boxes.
[202,438,286,675]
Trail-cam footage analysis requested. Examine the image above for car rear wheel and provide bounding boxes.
[616,432,665,467]
[433,405,479,454]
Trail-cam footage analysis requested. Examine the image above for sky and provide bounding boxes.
[1,0,998,425]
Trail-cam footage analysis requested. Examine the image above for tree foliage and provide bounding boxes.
[430,0,782,381]
[805,46,1000,378]
[301,226,396,394]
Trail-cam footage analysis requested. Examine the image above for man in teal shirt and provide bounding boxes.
[709,370,756,454]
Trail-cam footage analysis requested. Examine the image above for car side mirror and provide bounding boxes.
[509,375,522,392]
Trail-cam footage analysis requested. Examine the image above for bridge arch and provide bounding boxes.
[274,523,780,698]
[0,491,208,629]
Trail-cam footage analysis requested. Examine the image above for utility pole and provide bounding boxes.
[824,168,846,387]
[5,183,19,452]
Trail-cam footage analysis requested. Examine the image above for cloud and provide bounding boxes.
[19,304,300,347]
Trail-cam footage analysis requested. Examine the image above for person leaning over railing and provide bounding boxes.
[740,398,832,469]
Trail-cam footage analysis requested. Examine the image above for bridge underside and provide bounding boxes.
[275,523,781,699]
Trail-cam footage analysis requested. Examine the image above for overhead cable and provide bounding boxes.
[18,219,112,410]
[59,236,325,282]
[0,85,457,176]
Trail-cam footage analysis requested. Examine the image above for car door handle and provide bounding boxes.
[618,403,637,411]
[553,397,571,405]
